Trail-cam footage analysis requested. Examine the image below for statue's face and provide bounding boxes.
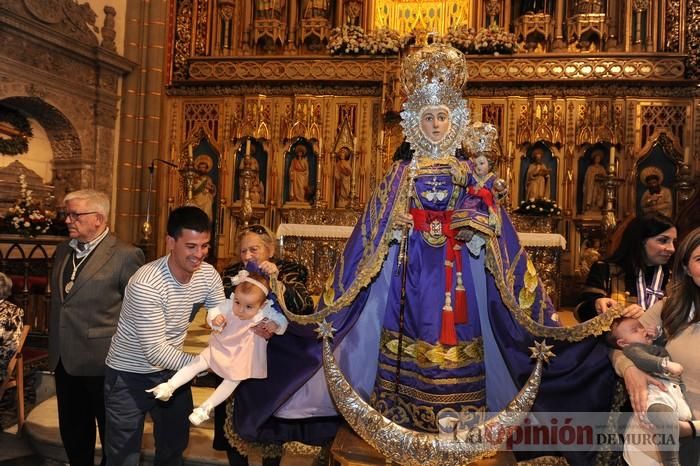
[419,105,451,143]
[474,155,490,176]
[296,146,306,157]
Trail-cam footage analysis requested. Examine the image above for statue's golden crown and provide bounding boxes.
[462,122,501,161]
[400,43,469,95]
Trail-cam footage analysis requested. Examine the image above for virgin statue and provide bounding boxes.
[226,44,617,466]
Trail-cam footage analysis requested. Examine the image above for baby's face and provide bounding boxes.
[474,155,490,177]
[614,318,652,347]
[232,290,265,320]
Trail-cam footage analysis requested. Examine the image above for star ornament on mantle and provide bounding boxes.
[529,340,556,364]
[315,320,336,340]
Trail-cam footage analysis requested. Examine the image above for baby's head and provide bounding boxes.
[606,317,652,349]
[231,270,269,320]
[473,154,491,177]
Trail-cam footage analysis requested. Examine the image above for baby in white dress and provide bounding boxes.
[147,269,287,425]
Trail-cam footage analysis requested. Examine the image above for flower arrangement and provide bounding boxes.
[328,24,520,56]
[328,26,410,55]
[444,24,520,55]
[514,198,561,217]
[3,174,54,237]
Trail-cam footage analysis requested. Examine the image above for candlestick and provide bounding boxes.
[608,145,616,171]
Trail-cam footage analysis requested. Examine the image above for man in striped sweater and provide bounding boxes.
[104,206,226,465]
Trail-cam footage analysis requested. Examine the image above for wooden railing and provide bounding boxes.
[0,234,64,335]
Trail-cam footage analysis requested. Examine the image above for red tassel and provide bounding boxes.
[440,308,458,346]
[454,288,468,324]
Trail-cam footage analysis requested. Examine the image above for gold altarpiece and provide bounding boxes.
[157,0,700,307]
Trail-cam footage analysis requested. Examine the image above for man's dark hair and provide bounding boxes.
[167,206,211,239]
[645,174,660,183]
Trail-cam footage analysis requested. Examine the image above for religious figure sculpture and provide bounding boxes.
[640,167,673,218]
[303,0,329,18]
[583,149,607,213]
[249,178,264,204]
[289,145,310,203]
[334,147,352,208]
[525,147,550,200]
[192,158,216,220]
[255,0,285,20]
[238,153,264,204]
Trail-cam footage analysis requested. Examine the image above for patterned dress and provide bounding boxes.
[0,300,23,381]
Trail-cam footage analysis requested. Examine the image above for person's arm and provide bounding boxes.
[575,261,610,321]
[260,301,288,335]
[207,300,228,331]
[128,282,195,371]
[622,344,666,374]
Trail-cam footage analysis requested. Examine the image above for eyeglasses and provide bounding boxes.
[240,224,271,238]
[66,211,98,221]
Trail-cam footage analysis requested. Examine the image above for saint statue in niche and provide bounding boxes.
[192,155,216,220]
[255,0,285,20]
[303,0,329,19]
[289,145,310,202]
[525,147,550,200]
[334,147,353,208]
[582,149,606,214]
[238,151,265,204]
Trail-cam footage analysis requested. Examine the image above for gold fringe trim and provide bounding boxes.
[377,362,485,385]
[376,377,486,404]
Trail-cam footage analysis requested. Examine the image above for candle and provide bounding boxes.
[379,130,384,147]
[684,147,690,163]
[507,141,513,157]
[245,139,250,156]
[188,144,194,160]
[353,137,358,152]
[609,145,615,171]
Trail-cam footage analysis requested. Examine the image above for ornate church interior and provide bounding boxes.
[1,0,699,464]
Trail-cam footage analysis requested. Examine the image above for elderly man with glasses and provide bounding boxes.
[48,189,144,466]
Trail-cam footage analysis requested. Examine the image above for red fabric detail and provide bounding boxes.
[440,308,458,346]
[468,186,495,208]
[454,288,468,324]
[410,208,465,345]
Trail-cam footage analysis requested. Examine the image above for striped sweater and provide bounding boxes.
[106,255,225,374]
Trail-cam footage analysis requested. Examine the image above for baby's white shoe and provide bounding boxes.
[189,406,211,426]
[146,382,175,401]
